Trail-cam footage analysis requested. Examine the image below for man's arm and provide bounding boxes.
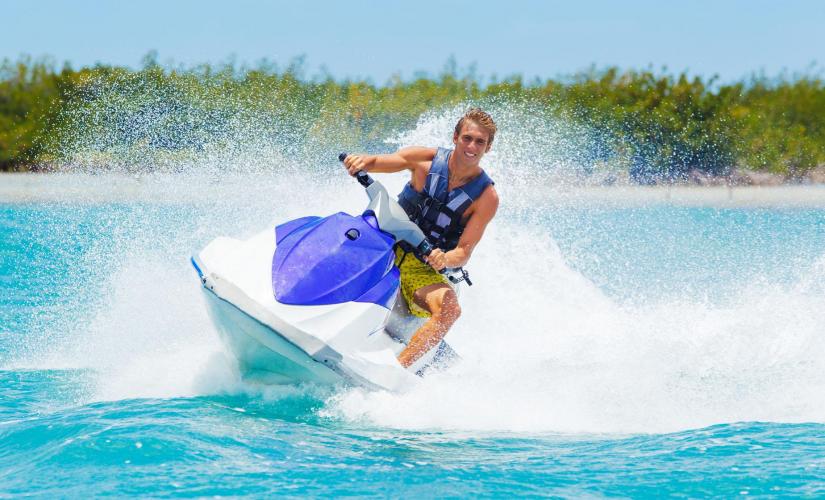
[343,147,435,176]
[427,186,499,270]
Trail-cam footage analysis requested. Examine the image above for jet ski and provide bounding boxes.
[191,154,467,392]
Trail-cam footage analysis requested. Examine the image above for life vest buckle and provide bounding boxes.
[421,196,441,212]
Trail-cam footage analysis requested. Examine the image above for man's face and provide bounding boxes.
[452,120,492,167]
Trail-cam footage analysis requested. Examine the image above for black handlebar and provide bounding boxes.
[416,239,433,258]
[416,240,472,283]
[338,152,373,187]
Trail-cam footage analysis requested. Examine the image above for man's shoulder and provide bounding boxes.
[467,183,498,220]
[479,183,499,210]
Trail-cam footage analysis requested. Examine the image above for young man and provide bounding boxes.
[343,108,499,369]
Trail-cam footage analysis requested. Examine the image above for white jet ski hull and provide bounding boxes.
[202,290,344,385]
[193,229,435,392]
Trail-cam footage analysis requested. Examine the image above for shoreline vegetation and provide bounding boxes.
[1,54,824,185]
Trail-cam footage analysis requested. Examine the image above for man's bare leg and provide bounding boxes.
[397,283,461,368]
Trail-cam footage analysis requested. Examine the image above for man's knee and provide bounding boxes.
[431,289,461,324]
[413,284,461,323]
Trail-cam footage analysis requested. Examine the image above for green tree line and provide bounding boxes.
[1,55,824,181]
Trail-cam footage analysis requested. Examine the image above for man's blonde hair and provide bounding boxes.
[454,108,497,145]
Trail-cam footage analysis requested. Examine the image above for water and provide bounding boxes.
[2,109,825,495]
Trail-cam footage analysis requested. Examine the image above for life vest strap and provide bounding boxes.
[396,147,494,251]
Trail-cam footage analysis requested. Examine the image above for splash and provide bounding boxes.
[388,100,618,188]
[320,216,825,434]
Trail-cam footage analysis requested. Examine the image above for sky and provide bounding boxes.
[4,0,824,84]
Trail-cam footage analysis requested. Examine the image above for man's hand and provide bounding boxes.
[426,248,448,271]
[343,154,368,177]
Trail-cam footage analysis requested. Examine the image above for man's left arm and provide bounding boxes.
[427,186,499,270]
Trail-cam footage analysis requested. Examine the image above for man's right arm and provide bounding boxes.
[343,147,436,176]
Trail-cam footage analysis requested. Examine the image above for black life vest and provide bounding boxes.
[397,147,494,252]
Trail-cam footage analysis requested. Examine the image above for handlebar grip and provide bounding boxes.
[416,240,450,275]
[338,152,373,187]
[416,239,433,257]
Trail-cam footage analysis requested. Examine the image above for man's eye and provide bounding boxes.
[475,139,487,146]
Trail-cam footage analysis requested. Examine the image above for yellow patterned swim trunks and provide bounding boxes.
[394,246,450,318]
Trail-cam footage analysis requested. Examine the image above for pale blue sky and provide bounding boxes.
[4,0,824,83]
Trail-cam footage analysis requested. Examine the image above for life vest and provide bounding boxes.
[397,147,494,252]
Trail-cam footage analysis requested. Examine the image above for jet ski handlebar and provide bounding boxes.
[338,152,472,286]
[408,239,472,285]
[338,153,373,188]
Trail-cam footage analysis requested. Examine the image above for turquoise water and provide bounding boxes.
[2,183,824,496]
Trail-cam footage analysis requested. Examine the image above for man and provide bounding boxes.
[343,108,499,370]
